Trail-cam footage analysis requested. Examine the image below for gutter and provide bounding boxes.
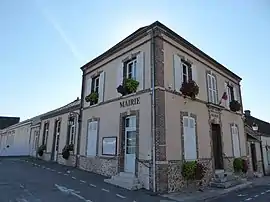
[150,28,156,193]
[75,73,85,168]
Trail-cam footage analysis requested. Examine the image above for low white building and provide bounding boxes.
[0,120,32,156]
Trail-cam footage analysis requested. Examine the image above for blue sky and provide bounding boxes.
[0,0,269,121]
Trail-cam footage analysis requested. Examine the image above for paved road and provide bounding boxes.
[209,184,270,202]
[0,157,169,202]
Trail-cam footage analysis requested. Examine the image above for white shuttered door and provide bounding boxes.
[183,116,197,160]
[87,121,98,156]
[231,124,240,157]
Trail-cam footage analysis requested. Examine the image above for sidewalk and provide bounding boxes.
[162,176,270,202]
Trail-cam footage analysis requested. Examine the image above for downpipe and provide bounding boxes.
[150,28,156,193]
[75,73,85,168]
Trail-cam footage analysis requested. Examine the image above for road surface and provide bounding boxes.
[0,157,169,202]
[209,184,270,202]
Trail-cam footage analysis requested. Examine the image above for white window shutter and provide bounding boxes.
[207,74,212,102]
[85,78,92,107]
[136,51,145,91]
[233,86,238,101]
[98,71,105,103]
[191,64,197,83]
[117,64,124,96]
[224,82,229,108]
[212,76,217,104]
[173,54,182,92]
[87,121,98,156]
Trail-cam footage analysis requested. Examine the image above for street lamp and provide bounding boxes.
[252,123,259,131]
[68,111,81,168]
[68,116,75,126]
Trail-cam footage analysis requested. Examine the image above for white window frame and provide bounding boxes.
[182,63,190,83]
[183,116,197,161]
[69,123,75,145]
[207,73,218,104]
[56,120,61,134]
[86,121,98,156]
[92,76,99,93]
[231,124,241,157]
[44,123,49,145]
[126,59,137,80]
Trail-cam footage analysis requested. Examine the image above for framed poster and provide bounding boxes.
[102,137,117,156]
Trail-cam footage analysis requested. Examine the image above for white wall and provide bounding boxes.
[0,122,31,156]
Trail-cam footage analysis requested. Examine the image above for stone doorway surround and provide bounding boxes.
[118,110,140,176]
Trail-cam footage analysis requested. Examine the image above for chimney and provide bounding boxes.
[244,110,251,116]
[76,97,79,101]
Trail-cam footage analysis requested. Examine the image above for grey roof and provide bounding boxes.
[0,98,81,131]
[81,21,241,81]
[40,98,81,120]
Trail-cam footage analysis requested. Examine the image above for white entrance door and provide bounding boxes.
[54,132,60,161]
[53,120,61,161]
[124,116,136,173]
[31,131,39,156]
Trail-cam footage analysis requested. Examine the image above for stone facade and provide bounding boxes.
[257,160,264,174]
[223,157,235,172]
[153,26,168,193]
[78,156,118,177]
[57,154,76,167]
[39,152,51,161]
[137,161,151,189]
[167,159,213,193]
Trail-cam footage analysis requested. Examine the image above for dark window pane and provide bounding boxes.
[188,66,192,81]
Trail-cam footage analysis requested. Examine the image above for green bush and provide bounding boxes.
[85,92,98,104]
[181,161,197,181]
[123,78,139,94]
[233,158,243,172]
[37,145,46,157]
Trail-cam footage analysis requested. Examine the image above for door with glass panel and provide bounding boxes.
[124,116,136,173]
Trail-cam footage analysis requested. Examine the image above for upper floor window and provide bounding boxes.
[117,52,145,96]
[84,71,105,106]
[125,59,137,80]
[173,54,197,93]
[207,73,218,104]
[182,61,192,83]
[228,85,234,102]
[92,75,99,94]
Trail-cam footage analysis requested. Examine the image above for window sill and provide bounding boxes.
[89,103,99,107]
[120,92,137,99]
[207,102,224,110]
